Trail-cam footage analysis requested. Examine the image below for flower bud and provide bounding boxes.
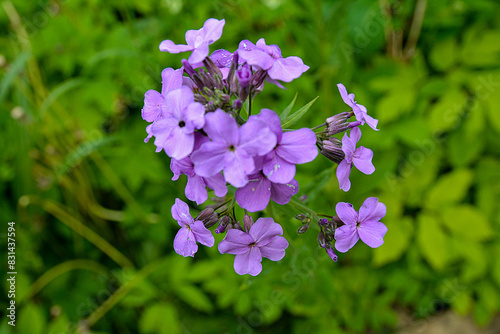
[295,214,307,221]
[237,63,252,88]
[320,138,345,164]
[318,232,326,248]
[243,213,254,232]
[318,218,329,226]
[182,59,197,76]
[215,216,231,234]
[232,99,243,110]
[298,224,309,234]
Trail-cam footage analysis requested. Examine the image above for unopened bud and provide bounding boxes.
[295,214,307,221]
[196,208,215,221]
[318,232,326,248]
[232,99,243,110]
[182,59,196,76]
[237,63,251,88]
[318,218,328,226]
[298,224,309,234]
[243,214,254,232]
[215,216,231,234]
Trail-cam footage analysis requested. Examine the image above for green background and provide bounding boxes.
[1,0,500,333]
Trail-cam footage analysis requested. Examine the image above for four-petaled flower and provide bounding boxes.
[191,109,276,187]
[172,198,215,257]
[336,127,375,192]
[160,18,225,65]
[337,83,379,131]
[218,217,289,276]
[334,197,387,253]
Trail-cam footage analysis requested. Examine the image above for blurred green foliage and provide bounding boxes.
[1,0,500,333]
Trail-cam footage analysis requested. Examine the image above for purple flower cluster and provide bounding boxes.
[141,18,387,275]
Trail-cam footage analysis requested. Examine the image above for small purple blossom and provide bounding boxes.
[151,87,205,160]
[172,198,215,257]
[238,38,309,83]
[252,109,318,184]
[160,18,225,65]
[337,83,378,131]
[218,217,289,276]
[191,109,277,187]
[336,127,375,192]
[334,197,387,253]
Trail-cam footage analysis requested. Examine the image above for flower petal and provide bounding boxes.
[249,217,283,246]
[185,175,208,205]
[353,146,375,175]
[161,68,184,97]
[234,247,262,276]
[188,41,210,64]
[270,179,299,205]
[218,229,254,255]
[349,127,362,145]
[337,83,353,107]
[173,227,198,257]
[190,220,215,247]
[360,198,386,223]
[259,235,288,261]
[235,173,271,212]
[201,18,225,44]
[363,112,379,131]
[358,220,387,248]
[171,198,193,226]
[263,152,296,184]
[341,132,355,160]
[268,56,309,82]
[238,49,275,70]
[203,172,228,197]
[203,109,239,145]
[159,40,194,53]
[336,159,352,192]
[335,202,358,225]
[142,90,164,122]
[251,108,283,140]
[192,141,229,177]
[162,126,195,160]
[276,128,318,164]
[239,119,277,156]
[223,149,254,188]
[334,224,359,253]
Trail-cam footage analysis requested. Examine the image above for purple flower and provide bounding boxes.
[171,134,228,205]
[238,39,309,83]
[218,217,289,276]
[336,127,375,192]
[160,18,225,65]
[334,197,387,253]
[172,198,215,257]
[251,109,318,184]
[337,83,378,131]
[142,68,184,142]
[235,169,299,212]
[151,87,205,160]
[191,109,277,188]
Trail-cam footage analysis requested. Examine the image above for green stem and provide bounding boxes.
[83,257,169,328]
[288,198,320,221]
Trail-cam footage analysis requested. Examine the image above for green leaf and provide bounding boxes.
[441,205,493,241]
[176,284,214,313]
[17,304,46,334]
[430,38,458,71]
[427,89,468,132]
[139,303,180,334]
[425,168,473,209]
[0,51,30,105]
[473,281,499,326]
[280,92,298,120]
[373,216,413,266]
[376,89,416,124]
[281,96,319,128]
[40,78,86,117]
[451,292,472,316]
[416,213,450,271]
